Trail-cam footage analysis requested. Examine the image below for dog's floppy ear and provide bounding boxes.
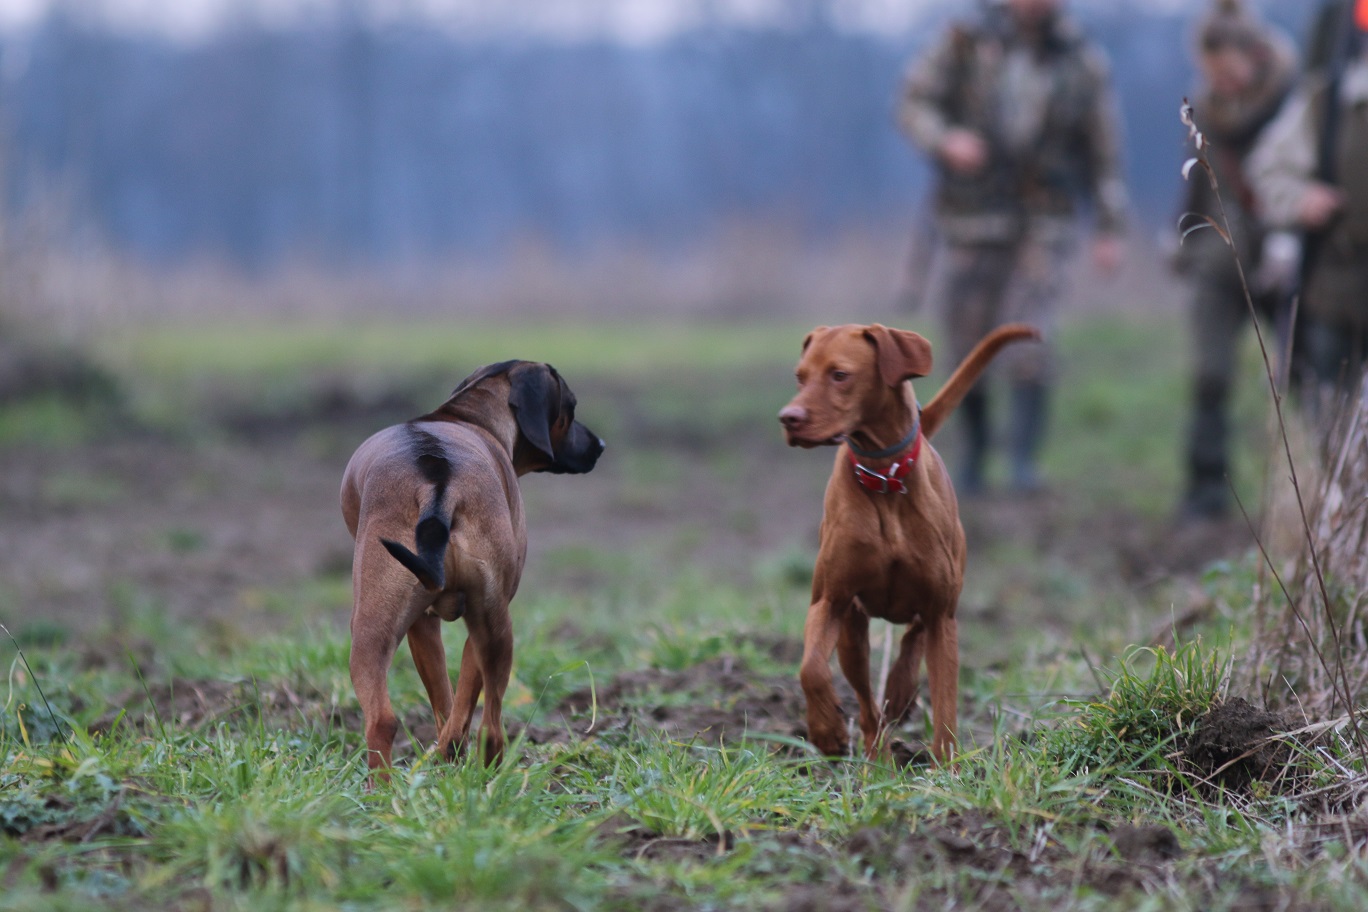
[507,363,560,460]
[801,326,828,354]
[863,324,933,386]
[450,360,519,397]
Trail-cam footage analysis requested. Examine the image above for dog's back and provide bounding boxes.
[343,421,526,597]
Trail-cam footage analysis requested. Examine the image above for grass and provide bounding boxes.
[3,623,1364,910]
[2,311,1365,909]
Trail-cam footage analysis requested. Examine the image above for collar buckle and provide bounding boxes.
[853,461,909,495]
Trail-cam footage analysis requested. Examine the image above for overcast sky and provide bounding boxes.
[0,0,1223,43]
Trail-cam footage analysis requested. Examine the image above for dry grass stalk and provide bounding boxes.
[1249,378,1368,721]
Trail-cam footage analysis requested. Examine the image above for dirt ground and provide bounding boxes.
[0,363,1250,643]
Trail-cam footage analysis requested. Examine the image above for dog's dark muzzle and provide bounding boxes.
[547,421,605,474]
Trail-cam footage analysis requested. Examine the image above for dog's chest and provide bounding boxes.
[821,499,964,620]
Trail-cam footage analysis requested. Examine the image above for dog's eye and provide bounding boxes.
[831,370,850,383]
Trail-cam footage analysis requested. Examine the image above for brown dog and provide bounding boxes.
[341,361,603,772]
[778,323,1038,763]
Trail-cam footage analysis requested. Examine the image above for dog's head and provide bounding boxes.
[451,360,605,475]
[778,324,931,448]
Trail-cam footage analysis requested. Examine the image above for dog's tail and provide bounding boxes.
[379,449,452,592]
[920,323,1042,439]
[380,515,449,592]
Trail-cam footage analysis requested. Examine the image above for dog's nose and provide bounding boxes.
[779,405,808,431]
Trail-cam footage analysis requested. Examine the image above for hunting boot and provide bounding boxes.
[1007,380,1048,494]
[1181,376,1230,520]
[957,386,990,496]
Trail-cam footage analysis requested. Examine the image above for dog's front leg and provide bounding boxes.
[924,615,960,764]
[835,609,883,761]
[800,599,849,757]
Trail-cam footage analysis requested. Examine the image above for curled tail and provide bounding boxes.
[381,514,450,592]
[380,442,452,592]
[920,323,1042,439]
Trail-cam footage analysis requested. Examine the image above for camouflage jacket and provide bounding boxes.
[899,10,1128,243]
[1249,60,1368,324]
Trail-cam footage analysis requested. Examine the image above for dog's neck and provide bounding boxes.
[421,388,522,460]
[846,383,919,461]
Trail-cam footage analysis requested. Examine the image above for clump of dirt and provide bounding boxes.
[1183,697,1292,792]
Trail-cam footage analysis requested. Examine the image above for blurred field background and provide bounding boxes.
[6,2,1368,910]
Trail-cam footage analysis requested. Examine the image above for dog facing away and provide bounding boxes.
[778,323,1039,763]
[341,360,604,773]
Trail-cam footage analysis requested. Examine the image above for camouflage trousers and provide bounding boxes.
[928,223,1074,490]
[933,227,1072,382]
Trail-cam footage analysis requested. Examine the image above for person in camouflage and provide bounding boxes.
[1176,0,1296,520]
[1249,1,1368,409]
[899,0,1128,494]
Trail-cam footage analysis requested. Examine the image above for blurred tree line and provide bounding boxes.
[0,5,1316,270]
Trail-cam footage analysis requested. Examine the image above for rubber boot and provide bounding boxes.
[1007,381,1048,494]
[957,387,989,496]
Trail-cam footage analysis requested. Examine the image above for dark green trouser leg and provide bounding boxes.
[958,387,989,495]
[1008,381,1048,493]
[1183,376,1230,519]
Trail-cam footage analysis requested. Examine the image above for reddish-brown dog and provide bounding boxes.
[779,323,1038,763]
[341,361,603,773]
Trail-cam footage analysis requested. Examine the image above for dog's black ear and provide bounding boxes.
[863,324,933,386]
[508,363,559,460]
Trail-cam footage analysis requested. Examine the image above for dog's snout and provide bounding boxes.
[779,404,808,430]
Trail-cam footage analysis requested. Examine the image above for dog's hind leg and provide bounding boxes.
[407,614,454,734]
[350,540,430,773]
[882,617,926,727]
[464,607,514,766]
[349,616,406,772]
[436,637,483,762]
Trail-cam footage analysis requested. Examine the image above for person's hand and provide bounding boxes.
[1298,182,1345,230]
[1256,230,1301,295]
[938,128,989,176]
[1092,235,1124,277]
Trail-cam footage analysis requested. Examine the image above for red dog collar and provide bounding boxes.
[844,410,922,495]
[847,435,921,495]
